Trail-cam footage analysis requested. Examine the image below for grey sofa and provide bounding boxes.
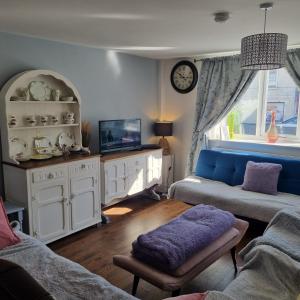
[204,209,300,300]
[169,150,300,223]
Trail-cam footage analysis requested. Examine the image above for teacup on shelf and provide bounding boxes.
[52,147,63,157]
[35,147,50,154]
[8,120,17,128]
[39,115,49,126]
[63,118,75,124]
[25,115,37,127]
[49,115,59,125]
[63,112,74,119]
[8,115,17,128]
[63,112,75,124]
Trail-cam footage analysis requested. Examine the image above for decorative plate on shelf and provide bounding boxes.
[9,137,28,158]
[29,81,51,101]
[31,154,53,160]
[52,149,63,157]
[15,156,31,162]
[57,132,75,149]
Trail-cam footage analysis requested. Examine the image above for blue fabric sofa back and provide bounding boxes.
[195,150,300,196]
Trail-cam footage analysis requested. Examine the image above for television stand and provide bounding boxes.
[100,149,163,206]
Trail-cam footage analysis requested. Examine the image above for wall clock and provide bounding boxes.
[170,60,198,94]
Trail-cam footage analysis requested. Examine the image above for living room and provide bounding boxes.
[0,1,299,300]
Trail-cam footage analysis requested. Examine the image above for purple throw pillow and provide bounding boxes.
[242,161,282,195]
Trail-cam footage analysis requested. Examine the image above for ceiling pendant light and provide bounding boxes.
[241,2,288,70]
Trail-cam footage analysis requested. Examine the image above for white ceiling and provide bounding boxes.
[0,0,299,59]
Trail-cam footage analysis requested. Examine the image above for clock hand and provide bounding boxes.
[175,71,185,78]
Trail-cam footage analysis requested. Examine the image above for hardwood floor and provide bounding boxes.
[49,197,266,300]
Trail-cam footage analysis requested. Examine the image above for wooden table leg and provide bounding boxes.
[230,246,238,275]
[132,275,140,296]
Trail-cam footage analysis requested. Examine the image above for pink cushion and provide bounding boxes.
[0,198,21,249]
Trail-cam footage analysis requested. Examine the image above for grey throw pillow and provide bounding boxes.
[242,161,282,195]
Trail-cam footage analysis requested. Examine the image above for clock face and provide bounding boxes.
[170,61,198,94]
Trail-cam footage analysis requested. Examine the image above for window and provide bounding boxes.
[268,70,278,87]
[213,68,300,142]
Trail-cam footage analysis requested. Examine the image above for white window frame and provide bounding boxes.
[267,69,278,88]
[231,69,300,143]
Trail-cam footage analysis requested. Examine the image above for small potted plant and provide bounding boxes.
[81,120,92,154]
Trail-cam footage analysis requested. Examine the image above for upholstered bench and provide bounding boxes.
[113,218,248,297]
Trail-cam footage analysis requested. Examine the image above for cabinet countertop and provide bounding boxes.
[3,153,101,170]
[100,148,162,162]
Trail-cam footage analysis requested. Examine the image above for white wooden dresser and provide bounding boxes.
[0,70,102,244]
[100,149,162,206]
[3,154,101,244]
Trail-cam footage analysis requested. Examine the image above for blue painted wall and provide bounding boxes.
[0,32,159,197]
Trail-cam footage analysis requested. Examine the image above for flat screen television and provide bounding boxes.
[99,118,141,153]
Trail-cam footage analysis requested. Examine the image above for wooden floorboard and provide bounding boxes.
[49,197,266,300]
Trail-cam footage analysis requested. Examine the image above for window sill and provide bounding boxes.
[208,139,300,157]
[216,138,300,147]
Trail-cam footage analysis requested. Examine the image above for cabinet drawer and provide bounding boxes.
[32,167,66,184]
[69,159,98,177]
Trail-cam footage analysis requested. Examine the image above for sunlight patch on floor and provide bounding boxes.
[104,207,133,216]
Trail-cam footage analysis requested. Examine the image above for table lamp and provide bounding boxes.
[154,121,173,155]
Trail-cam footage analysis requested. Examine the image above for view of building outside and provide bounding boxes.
[226,68,300,138]
[265,69,300,135]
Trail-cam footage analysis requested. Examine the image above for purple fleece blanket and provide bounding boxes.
[132,204,235,271]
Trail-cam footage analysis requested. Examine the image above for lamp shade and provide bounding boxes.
[241,33,288,70]
[154,122,173,137]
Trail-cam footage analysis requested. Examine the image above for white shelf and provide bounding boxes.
[9,123,80,130]
[1,69,83,165]
[9,101,78,104]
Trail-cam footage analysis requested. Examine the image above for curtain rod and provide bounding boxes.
[193,45,300,63]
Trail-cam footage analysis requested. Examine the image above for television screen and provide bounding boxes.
[99,119,141,153]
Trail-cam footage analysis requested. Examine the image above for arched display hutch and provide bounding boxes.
[0,70,101,244]
[0,69,82,164]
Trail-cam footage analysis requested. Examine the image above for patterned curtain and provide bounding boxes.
[286,49,300,87]
[187,55,257,174]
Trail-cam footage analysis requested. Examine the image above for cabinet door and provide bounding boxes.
[146,151,163,188]
[31,178,69,242]
[69,159,100,230]
[70,174,100,230]
[104,160,126,203]
[125,156,146,195]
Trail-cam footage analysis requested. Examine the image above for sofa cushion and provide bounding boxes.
[242,161,282,195]
[168,176,300,222]
[195,150,300,196]
[0,199,20,250]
